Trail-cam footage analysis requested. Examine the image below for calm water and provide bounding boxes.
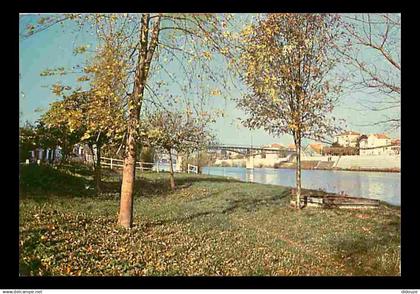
[202,166,401,206]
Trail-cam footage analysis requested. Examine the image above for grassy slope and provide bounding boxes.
[19,163,400,276]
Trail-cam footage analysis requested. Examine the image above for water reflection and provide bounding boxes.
[202,167,400,206]
[264,171,278,185]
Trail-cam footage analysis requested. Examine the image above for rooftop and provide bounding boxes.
[391,138,400,145]
[339,131,361,136]
[269,143,285,149]
[371,133,390,139]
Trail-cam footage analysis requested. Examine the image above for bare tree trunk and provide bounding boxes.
[168,150,176,190]
[117,14,161,228]
[61,138,73,164]
[95,143,102,195]
[88,143,94,167]
[197,150,201,174]
[295,135,302,209]
[185,152,190,173]
[118,132,137,228]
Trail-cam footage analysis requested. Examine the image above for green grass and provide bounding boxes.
[19,163,400,276]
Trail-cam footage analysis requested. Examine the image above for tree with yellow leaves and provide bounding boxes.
[24,13,236,227]
[41,36,127,194]
[237,14,344,208]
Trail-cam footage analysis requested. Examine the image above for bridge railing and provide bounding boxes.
[208,144,295,152]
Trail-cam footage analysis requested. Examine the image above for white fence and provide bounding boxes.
[85,155,157,172]
[187,164,198,174]
[85,155,202,174]
[101,157,155,172]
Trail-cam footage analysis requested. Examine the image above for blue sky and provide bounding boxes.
[19,14,400,147]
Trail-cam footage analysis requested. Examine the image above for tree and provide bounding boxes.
[22,13,236,228]
[41,32,127,194]
[139,146,155,164]
[109,13,232,227]
[143,110,213,190]
[41,89,123,194]
[182,151,212,173]
[36,119,83,164]
[237,14,343,208]
[19,122,37,162]
[338,14,400,130]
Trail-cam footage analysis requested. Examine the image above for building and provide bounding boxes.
[359,133,392,156]
[28,147,62,163]
[323,146,359,156]
[269,143,286,149]
[334,131,361,148]
[303,143,324,157]
[391,139,401,155]
[259,143,286,160]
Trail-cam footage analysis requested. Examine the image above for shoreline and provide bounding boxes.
[273,166,401,173]
[209,165,400,173]
[215,174,400,208]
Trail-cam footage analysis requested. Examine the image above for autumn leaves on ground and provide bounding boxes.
[19,163,400,276]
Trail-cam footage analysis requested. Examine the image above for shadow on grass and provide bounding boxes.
[100,175,239,198]
[58,162,94,177]
[142,189,290,229]
[328,215,400,275]
[20,163,243,200]
[19,164,94,199]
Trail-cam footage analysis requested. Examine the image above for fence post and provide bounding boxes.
[110,158,113,169]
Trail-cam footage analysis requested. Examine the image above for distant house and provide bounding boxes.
[72,143,91,162]
[287,144,296,151]
[269,143,286,149]
[303,143,324,157]
[359,133,393,156]
[323,146,359,156]
[29,147,62,163]
[391,138,400,145]
[226,150,237,159]
[334,131,361,148]
[391,139,400,155]
[262,143,287,160]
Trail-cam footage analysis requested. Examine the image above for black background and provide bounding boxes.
[6,0,417,289]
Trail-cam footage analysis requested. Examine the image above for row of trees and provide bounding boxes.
[19,121,82,164]
[20,13,400,225]
[20,106,213,195]
[22,13,235,228]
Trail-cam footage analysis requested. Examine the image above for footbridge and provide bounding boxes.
[207,144,296,169]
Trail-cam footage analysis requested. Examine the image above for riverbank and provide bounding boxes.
[19,164,400,276]
[213,154,400,172]
[211,164,400,173]
[272,165,401,173]
[203,166,400,206]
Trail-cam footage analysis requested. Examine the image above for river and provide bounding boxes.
[201,166,401,206]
